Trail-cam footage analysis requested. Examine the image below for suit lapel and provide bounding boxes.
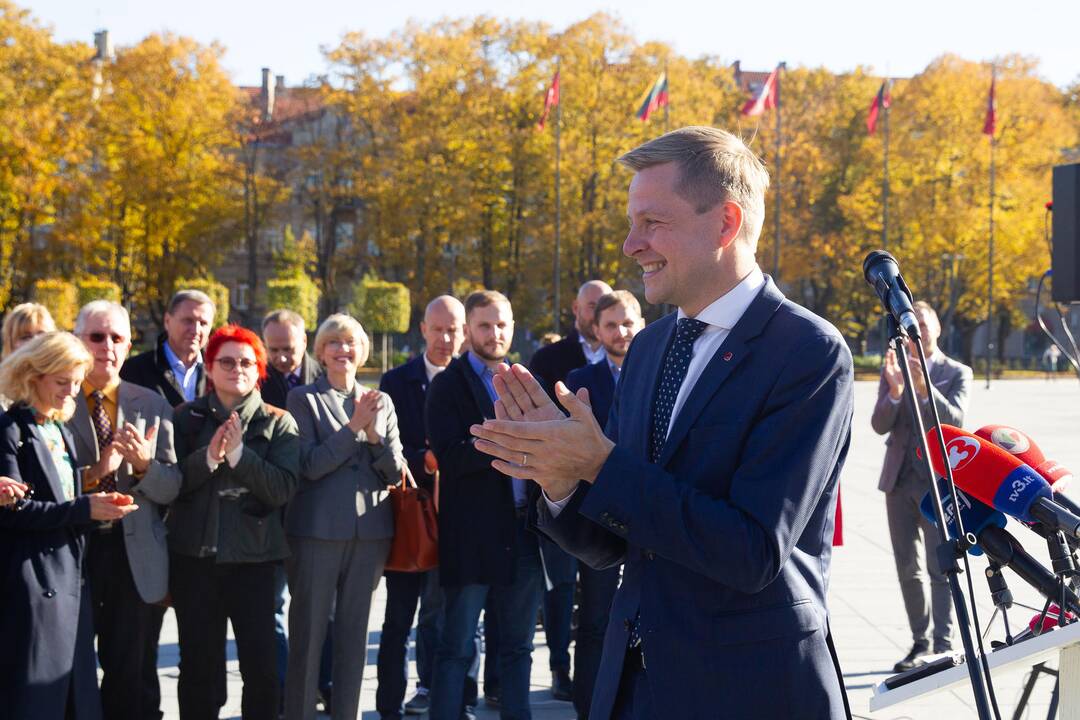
[70,393,99,462]
[315,375,351,429]
[633,314,676,455]
[657,279,783,467]
[462,354,496,420]
[28,422,69,502]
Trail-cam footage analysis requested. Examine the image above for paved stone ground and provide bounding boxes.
[153,377,1080,719]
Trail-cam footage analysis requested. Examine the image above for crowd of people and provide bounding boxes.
[1,126,863,720]
[0,271,645,720]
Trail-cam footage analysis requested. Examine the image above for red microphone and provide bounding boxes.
[975,425,1073,491]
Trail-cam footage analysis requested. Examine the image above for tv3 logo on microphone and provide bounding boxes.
[946,437,980,471]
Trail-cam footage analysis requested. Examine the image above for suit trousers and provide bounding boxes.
[170,554,278,720]
[886,470,954,651]
[610,648,653,720]
[87,527,155,720]
[574,564,621,717]
[284,535,391,720]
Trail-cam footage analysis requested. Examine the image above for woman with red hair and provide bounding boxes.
[167,324,299,719]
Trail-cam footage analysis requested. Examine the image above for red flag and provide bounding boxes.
[983,75,997,136]
[741,66,779,117]
[537,71,560,131]
[866,81,892,135]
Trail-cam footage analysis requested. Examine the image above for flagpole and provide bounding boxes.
[880,77,891,355]
[663,58,670,133]
[772,62,785,279]
[986,73,996,390]
[553,61,562,333]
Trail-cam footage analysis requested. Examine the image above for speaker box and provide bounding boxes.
[1052,163,1080,303]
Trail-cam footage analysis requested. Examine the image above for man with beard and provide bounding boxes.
[425,291,545,720]
[563,290,643,719]
[527,279,612,703]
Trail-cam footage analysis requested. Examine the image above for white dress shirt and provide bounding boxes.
[579,332,607,366]
[546,266,766,515]
[423,353,446,383]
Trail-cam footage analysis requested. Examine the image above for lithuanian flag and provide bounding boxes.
[634,72,668,122]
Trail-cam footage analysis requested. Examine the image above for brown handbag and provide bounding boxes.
[385,466,439,572]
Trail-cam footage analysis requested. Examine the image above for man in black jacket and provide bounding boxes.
[119,287,215,720]
[376,295,476,719]
[426,291,544,720]
[121,290,215,408]
[527,279,611,702]
[260,309,321,410]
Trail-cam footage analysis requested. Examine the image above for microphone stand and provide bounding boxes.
[888,315,999,719]
[984,561,1014,646]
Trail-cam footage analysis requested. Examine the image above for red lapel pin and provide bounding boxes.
[723,352,734,362]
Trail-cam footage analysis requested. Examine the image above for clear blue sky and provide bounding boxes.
[21,0,1080,88]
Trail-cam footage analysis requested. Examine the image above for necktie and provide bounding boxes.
[90,390,117,493]
[629,317,708,651]
[649,317,708,462]
[287,372,300,389]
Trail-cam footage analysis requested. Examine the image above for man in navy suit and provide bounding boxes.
[564,290,643,720]
[472,126,853,719]
[528,278,611,703]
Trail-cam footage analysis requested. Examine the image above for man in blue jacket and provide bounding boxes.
[471,126,853,719]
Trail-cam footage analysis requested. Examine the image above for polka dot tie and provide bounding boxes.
[649,317,708,463]
[629,317,707,651]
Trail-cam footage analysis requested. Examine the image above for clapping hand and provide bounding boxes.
[88,492,139,521]
[348,389,383,443]
[209,413,243,465]
[114,423,159,475]
[883,348,905,400]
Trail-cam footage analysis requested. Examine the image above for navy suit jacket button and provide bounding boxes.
[43,589,56,598]
[645,550,656,560]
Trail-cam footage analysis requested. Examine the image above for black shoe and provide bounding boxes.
[893,644,930,673]
[317,686,333,714]
[552,668,573,701]
[403,691,429,715]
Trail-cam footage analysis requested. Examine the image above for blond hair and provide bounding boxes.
[313,314,370,368]
[2,303,57,359]
[0,332,92,421]
[594,290,642,326]
[617,126,770,247]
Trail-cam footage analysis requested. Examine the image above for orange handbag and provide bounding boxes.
[385,466,439,572]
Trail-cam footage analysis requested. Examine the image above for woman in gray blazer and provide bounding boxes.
[284,313,405,720]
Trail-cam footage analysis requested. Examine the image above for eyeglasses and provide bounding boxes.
[215,357,258,372]
[84,332,127,345]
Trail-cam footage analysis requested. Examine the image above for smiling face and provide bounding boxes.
[31,366,86,419]
[79,309,132,390]
[209,341,260,404]
[466,301,514,363]
[596,302,644,361]
[318,332,361,380]
[623,162,737,317]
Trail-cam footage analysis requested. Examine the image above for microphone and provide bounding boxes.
[926,425,1080,540]
[975,425,1074,490]
[863,251,921,339]
[920,481,1080,616]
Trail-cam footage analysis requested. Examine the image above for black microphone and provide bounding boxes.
[863,250,921,339]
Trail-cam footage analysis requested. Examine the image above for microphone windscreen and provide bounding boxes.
[1029,604,1075,633]
[920,482,1007,556]
[975,424,1075,489]
[926,426,1053,522]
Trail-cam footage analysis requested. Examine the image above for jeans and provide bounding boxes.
[170,554,279,720]
[376,568,478,717]
[430,518,544,720]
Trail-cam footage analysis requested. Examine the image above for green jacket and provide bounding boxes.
[168,390,299,563]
